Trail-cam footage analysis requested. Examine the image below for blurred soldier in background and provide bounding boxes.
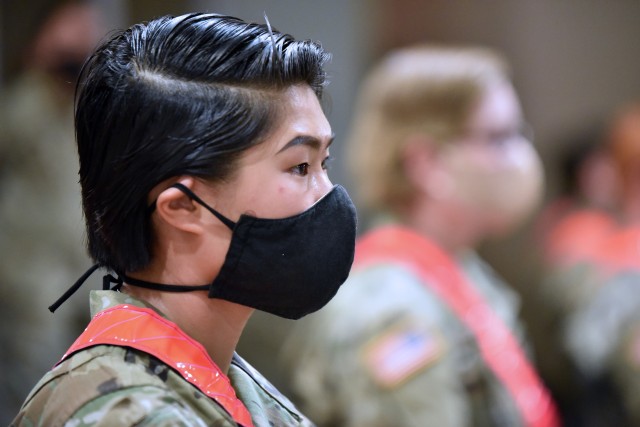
[529,128,621,426]
[282,45,559,427]
[0,1,105,423]
[545,103,640,426]
[536,133,620,260]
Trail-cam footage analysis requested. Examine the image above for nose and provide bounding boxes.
[313,172,333,202]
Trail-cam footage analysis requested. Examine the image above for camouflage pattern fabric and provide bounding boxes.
[11,290,314,427]
[564,271,640,426]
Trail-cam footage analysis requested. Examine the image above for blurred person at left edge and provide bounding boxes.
[0,1,105,423]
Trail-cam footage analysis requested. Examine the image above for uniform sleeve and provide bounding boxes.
[64,385,227,427]
[11,347,238,427]
[13,384,236,427]
[282,265,471,427]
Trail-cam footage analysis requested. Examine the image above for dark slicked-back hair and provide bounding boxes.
[75,13,330,273]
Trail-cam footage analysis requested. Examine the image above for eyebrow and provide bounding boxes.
[277,134,335,154]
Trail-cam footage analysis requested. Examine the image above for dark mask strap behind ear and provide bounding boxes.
[171,183,236,230]
[48,263,125,313]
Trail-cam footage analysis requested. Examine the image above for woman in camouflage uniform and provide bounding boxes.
[12,12,357,427]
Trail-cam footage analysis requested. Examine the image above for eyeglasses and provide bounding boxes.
[461,121,535,147]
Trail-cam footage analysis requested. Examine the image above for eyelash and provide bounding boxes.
[292,163,310,176]
[291,156,332,176]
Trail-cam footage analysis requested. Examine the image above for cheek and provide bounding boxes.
[276,185,316,217]
[250,184,310,219]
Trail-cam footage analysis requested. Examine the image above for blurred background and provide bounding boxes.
[1,0,640,425]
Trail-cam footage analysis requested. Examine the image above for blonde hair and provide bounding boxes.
[347,45,510,213]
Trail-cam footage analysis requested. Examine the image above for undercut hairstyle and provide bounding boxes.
[75,13,330,273]
[347,45,509,213]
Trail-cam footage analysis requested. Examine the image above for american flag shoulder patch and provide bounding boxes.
[360,320,443,388]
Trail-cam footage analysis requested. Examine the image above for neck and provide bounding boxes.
[122,284,253,374]
[123,216,250,373]
[400,197,480,253]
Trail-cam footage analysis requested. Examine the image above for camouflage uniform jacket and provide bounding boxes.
[12,290,314,427]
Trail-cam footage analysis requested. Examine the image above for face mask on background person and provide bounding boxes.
[437,135,544,236]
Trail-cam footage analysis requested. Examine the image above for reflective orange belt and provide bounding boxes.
[355,226,560,427]
[61,304,255,427]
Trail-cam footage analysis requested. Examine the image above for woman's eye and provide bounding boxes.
[292,163,309,176]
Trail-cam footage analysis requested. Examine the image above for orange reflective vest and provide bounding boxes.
[60,304,255,427]
[355,226,560,427]
[543,208,616,268]
[544,208,640,279]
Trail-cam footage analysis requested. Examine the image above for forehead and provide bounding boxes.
[246,85,332,158]
[467,81,521,128]
[278,84,330,135]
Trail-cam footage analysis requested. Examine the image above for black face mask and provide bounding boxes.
[121,183,357,319]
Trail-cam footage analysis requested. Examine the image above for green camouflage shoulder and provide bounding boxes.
[229,354,315,426]
[11,345,237,427]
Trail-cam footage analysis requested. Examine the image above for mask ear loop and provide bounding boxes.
[170,183,237,230]
[49,264,101,312]
[50,183,233,313]
[49,264,126,313]
[103,271,124,292]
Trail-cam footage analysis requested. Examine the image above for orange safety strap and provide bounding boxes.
[61,304,255,427]
[593,225,640,276]
[543,208,616,268]
[355,226,560,427]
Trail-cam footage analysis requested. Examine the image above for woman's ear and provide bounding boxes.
[402,136,453,200]
[153,177,204,235]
